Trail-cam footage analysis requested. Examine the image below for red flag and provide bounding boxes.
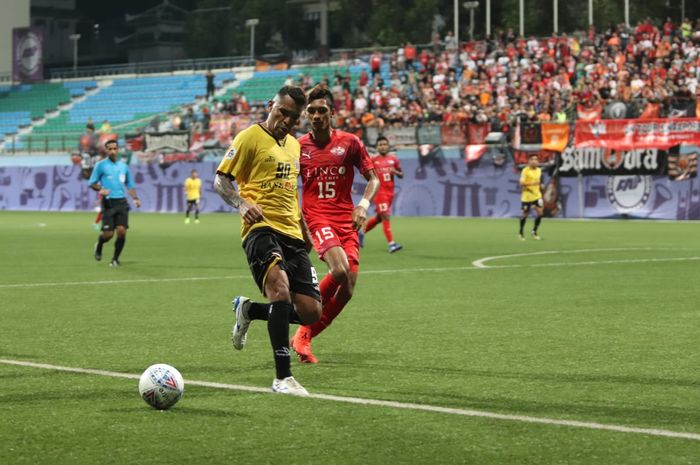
[464,145,487,163]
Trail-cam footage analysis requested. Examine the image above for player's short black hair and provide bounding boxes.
[528,153,539,159]
[307,85,334,107]
[376,136,389,144]
[277,85,306,108]
[104,139,118,148]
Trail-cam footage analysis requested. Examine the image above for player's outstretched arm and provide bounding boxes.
[213,173,263,224]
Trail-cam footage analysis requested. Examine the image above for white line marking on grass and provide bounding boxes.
[1,249,696,289]
[472,248,684,269]
[1,358,699,442]
[0,275,249,289]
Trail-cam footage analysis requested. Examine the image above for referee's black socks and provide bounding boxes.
[114,236,126,260]
[268,301,294,379]
[96,235,107,254]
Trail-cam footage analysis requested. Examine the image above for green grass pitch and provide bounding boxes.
[1,211,699,464]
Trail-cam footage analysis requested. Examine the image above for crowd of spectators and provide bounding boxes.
[135,17,700,144]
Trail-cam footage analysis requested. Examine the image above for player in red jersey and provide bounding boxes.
[292,86,380,363]
[360,136,404,253]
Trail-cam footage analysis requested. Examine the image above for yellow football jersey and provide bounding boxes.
[520,166,542,202]
[217,124,302,241]
[184,177,201,201]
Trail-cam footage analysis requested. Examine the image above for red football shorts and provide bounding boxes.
[374,192,394,215]
[306,219,359,267]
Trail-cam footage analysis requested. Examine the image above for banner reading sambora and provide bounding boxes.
[575,118,700,150]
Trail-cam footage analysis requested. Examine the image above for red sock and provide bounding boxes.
[309,291,351,338]
[94,212,102,224]
[365,215,380,232]
[318,273,341,307]
[382,219,393,243]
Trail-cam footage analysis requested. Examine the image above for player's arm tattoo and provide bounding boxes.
[214,173,244,209]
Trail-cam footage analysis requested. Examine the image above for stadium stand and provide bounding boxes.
[8,73,233,151]
[0,82,95,140]
[1,17,699,154]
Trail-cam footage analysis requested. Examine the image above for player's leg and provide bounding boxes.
[194,200,200,223]
[364,213,381,233]
[111,203,129,266]
[232,230,310,349]
[519,203,530,240]
[292,244,350,363]
[306,223,345,304]
[263,265,308,394]
[308,266,358,337]
[266,236,320,395]
[95,230,113,261]
[185,200,193,223]
[94,203,115,261]
[364,196,387,235]
[532,203,543,240]
[111,225,127,266]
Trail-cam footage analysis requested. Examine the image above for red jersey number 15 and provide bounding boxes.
[317,181,336,199]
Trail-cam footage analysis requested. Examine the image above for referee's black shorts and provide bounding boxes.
[243,227,320,301]
[102,198,130,231]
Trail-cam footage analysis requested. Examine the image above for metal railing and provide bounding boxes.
[48,54,286,80]
[1,132,88,154]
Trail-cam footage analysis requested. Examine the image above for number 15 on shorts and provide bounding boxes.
[314,226,335,245]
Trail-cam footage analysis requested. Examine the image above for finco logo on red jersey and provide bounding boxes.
[305,165,346,179]
[330,146,346,156]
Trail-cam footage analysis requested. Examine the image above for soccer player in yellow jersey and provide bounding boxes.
[214,86,321,396]
[184,169,201,224]
[519,153,544,240]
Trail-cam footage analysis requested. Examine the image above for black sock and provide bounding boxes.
[288,309,303,324]
[268,301,293,380]
[113,236,126,260]
[534,216,542,232]
[195,208,199,220]
[519,217,526,235]
[96,235,107,254]
[249,302,303,324]
[249,302,269,321]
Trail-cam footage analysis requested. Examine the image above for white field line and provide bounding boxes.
[471,247,689,269]
[0,358,699,442]
[1,253,699,289]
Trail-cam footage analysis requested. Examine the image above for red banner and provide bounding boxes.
[577,104,602,121]
[575,118,700,150]
[467,123,490,145]
[441,124,467,145]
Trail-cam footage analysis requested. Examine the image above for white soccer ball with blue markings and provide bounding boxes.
[138,364,185,410]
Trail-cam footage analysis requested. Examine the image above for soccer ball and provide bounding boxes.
[138,364,185,410]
